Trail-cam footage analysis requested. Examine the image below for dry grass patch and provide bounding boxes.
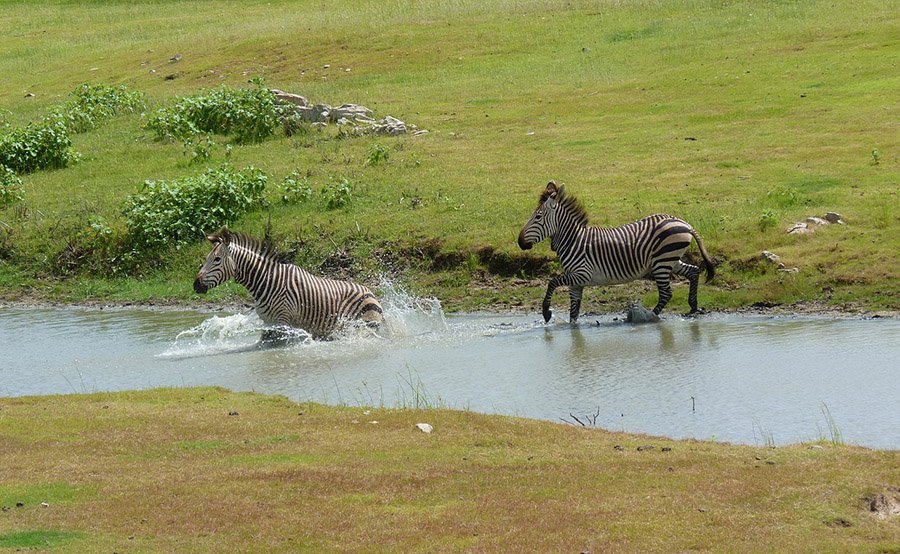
[1,387,898,552]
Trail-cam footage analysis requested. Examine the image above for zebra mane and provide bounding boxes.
[213,228,293,265]
[538,186,588,227]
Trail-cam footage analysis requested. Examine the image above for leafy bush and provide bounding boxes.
[323,177,353,209]
[366,143,390,166]
[0,165,24,207]
[123,164,268,251]
[183,134,215,165]
[0,119,75,173]
[757,210,777,231]
[278,170,313,204]
[145,80,282,144]
[49,83,145,133]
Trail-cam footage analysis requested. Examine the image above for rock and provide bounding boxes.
[625,302,659,324]
[777,267,799,274]
[787,222,811,234]
[331,103,374,121]
[868,487,900,519]
[661,447,672,452]
[323,64,330,69]
[413,129,429,136]
[15,501,23,507]
[824,212,845,224]
[40,502,49,508]
[271,89,309,107]
[374,115,408,135]
[24,92,34,98]
[228,411,239,416]
[311,122,328,129]
[636,445,655,451]
[613,445,625,451]
[415,423,433,434]
[806,216,829,226]
[1,506,9,512]
[169,53,182,63]
[760,251,781,264]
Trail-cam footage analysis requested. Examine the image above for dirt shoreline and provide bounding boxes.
[1,295,895,319]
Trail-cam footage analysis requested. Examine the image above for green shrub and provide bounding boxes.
[757,210,778,231]
[366,143,390,166]
[0,118,74,173]
[0,165,24,207]
[123,164,268,251]
[50,83,145,133]
[323,177,353,209]
[278,170,313,204]
[145,80,282,144]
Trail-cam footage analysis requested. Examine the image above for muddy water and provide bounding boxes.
[1,296,897,448]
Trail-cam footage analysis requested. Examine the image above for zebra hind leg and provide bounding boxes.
[673,260,702,314]
[569,286,584,323]
[651,270,674,316]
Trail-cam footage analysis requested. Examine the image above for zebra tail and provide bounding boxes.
[689,227,715,283]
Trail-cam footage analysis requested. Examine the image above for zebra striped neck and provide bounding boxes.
[227,239,291,304]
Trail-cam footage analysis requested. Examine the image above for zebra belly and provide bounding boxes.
[587,266,647,286]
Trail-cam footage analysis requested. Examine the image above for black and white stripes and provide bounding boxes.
[194,228,382,340]
[518,181,714,322]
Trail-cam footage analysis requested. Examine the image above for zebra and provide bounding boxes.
[193,227,383,341]
[517,181,714,323]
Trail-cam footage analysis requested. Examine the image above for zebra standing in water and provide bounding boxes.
[518,181,714,323]
[193,227,383,341]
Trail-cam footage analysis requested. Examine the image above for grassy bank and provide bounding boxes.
[0,388,897,552]
[0,0,897,313]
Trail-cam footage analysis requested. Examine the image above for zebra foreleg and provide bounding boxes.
[543,273,585,323]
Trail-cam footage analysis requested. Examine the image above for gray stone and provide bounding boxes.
[787,222,811,234]
[331,103,373,121]
[806,216,829,226]
[824,212,846,224]
[271,89,309,107]
[625,302,660,324]
[760,251,781,264]
[777,267,799,274]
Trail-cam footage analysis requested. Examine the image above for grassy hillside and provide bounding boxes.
[0,0,897,312]
[1,388,898,552]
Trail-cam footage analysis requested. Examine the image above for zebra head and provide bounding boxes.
[518,181,564,250]
[194,228,236,294]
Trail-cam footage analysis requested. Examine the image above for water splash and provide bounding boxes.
[375,277,448,338]
[161,312,312,358]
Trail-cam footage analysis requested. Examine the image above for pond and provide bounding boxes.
[1,291,897,449]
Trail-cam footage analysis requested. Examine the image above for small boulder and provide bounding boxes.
[787,222,812,234]
[760,251,781,264]
[271,89,309,107]
[625,302,660,324]
[806,217,829,226]
[824,212,845,224]
[415,423,433,434]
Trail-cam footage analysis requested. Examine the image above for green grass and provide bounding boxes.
[0,387,898,552]
[0,0,897,313]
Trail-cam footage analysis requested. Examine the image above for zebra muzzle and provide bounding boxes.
[193,277,209,294]
[517,233,533,250]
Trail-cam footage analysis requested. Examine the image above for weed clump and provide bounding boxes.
[123,164,268,252]
[50,83,145,133]
[0,119,74,174]
[0,165,25,207]
[278,170,314,204]
[145,79,282,144]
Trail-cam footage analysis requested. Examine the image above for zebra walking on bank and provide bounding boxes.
[193,227,383,341]
[518,181,714,323]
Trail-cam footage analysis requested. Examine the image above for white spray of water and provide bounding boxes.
[161,278,449,358]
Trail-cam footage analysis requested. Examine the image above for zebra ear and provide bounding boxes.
[206,234,220,245]
[546,181,558,195]
[557,184,566,198]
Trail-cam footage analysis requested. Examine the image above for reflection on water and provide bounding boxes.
[1,298,898,449]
